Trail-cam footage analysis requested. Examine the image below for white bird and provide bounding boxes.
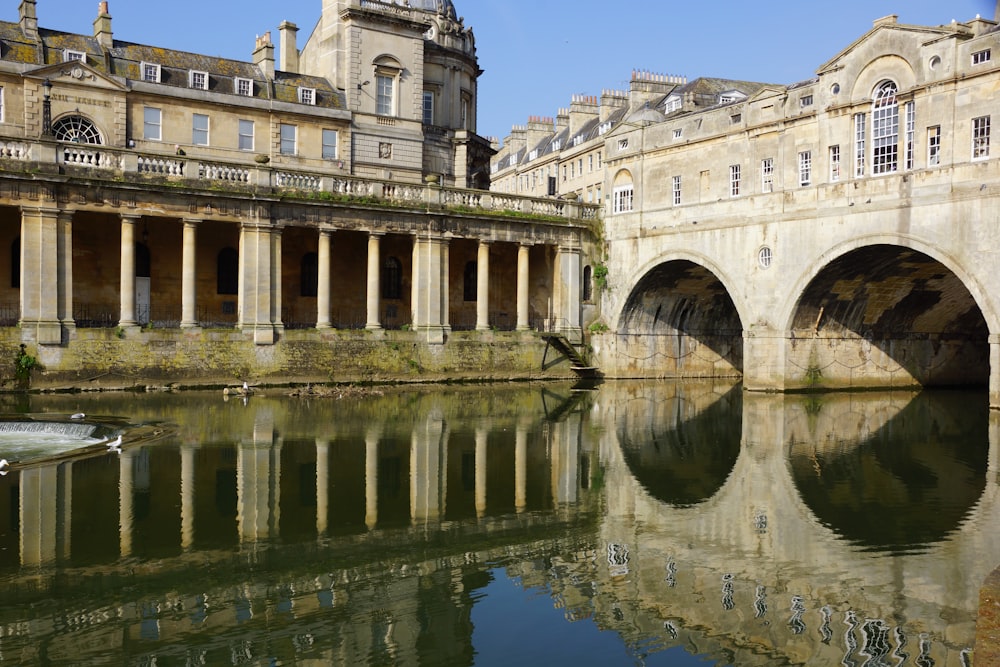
[0,459,7,476]
[71,413,85,420]
[107,435,123,454]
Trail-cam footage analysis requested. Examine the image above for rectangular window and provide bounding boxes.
[0,87,4,124]
[799,94,813,108]
[562,165,567,182]
[190,71,208,90]
[570,162,575,179]
[854,113,867,177]
[280,123,297,155]
[64,50,85,63]
[461,97,469,129]
[972,49,992,65]
[597,152,602,168]
[612,185,633,214]
[928,125,941,166]
[905,102,915,170]
[238,119,254,151]
[141,62,161,83]
[322,129,338,159]
[192,113,209,146]
[588,155,594,172]
[143,106,161,141]
[798,151,812,186]
[422,91,434,125]
[761,157,774,192]
[673,128,683,139]
[829,145,841,182]
[730,113,742,124]
[729,164,741,197]
[973,116,991,159]
[298,87,315,105]
[235,77,253,97]
[672,175,682,206]
[376,74,394,116]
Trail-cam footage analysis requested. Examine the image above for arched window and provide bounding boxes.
[583,265,593,302]
[872,80,899,174]
[135,243,151,278]
[464,261,477,301]
[11,237,19,289]
[300,252,318,297]
[382,256,402,300]
[612,169,634,214]
[52,115,103,144]
[217,247,238,295]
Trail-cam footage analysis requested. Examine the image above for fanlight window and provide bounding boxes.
[52,116,102,144]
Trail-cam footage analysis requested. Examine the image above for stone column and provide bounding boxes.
[57,461,72,561]
[271,226,284,332]
[56,211,75,333]
[317,230,333,329]
[119,449,136,557]
[181,219,199,328]
[515,423,528,513]
[516,243,531,331]
[556,244,582,342]
[366,233,383,330]
[19,206,62,344]
[476,241,490,331]
[441,239,451,332]
[365,431,379,530]
[119,214,139,328]
[316,439,330,535]
[180,444,196,549]
[238,221,275,345]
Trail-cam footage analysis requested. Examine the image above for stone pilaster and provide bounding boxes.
[238,221,276,345]
[19,206,62,344]
[557,243,582,342]
[412,232,448,343]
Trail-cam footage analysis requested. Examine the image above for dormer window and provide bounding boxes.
[598,121,613,135]
[189,70,208,90]
[298,87,316,105]
[63,50,85,63]
[141,62,161,83]
[235,77,253,97]
[972,49,991,65]
[551,139,561,151]
[528,149,539,160]
[572,135,584,147]
[664,95,682,113]
[718,90,747,105]
[800,94,814,108]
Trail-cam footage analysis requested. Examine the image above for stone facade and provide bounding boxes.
[491,11,1000,405]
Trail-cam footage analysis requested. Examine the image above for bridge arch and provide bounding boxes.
[614,252,748,378]
[777,236,993,389]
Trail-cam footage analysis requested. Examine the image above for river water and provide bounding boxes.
[0,381,993,666]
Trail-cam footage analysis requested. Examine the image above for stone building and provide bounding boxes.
[491,10,1000,404]
[0,0,599,385]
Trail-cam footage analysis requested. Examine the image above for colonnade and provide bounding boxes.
[17,206,585,345]
[12,417,589,566]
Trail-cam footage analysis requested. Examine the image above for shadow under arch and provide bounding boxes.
[788,390,989,553]
[787,244,989,387]
[618,384,742,507]
[617,260,744,376]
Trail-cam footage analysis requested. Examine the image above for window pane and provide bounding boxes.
[238,119,254,151]
[192,113,209,146]
[143,107,161,141]
[376,75,393,116]
[322,129,338,159]
[280,124,296,155]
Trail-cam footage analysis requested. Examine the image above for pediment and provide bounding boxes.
[747,86,786,103]
[817,21,958,76]
[23,61,126,92]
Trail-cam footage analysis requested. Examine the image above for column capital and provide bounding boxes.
[120,212,142,223]
[182,217,202,226]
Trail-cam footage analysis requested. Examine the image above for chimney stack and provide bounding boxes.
[253,32,275,80]
[19,0,38,41]
[279,21,299,74]
[94,1,113,49]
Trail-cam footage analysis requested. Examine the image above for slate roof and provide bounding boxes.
[0,22,345,110]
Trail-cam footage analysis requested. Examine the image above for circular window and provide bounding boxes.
[929,55,941,71]
[52,115,103,145]
[830,83,841,95]
[758,247,773,269]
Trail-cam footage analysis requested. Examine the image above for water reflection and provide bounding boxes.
[0,383,991,666]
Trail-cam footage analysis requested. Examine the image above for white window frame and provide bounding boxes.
[192,113,209,146]
[279,123,297,155]
[0,87,5,124]
[854,113,867,177]
[672,175,682,206]
[235,77,253,97]
[298,87,316,105]
[799,94,813,108]
[141,62,161,83]
[973,116,991,160]
[928,125,941,166]
[904,101,915,170]
[375,73,395,116]
[322,129,338,160]
[612,185,634,214]
[189,70,208,91]
[143,106,162,141]
[64,50,85,63]
[972,49,991,66]
[829,145,841,182]
[729,164,741,197]
[871,81,899,175]
[422,90,434,125]
[798,150,812,186]
[761,157,774,192]
[238,119,254,151]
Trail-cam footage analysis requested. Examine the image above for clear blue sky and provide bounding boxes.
[13,1,996,143]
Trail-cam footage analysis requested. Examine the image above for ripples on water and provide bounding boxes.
[0,383,991,666]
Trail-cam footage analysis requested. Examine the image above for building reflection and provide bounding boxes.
[0,383,994,665]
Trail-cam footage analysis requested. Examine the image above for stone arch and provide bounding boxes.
[851,54,916,100]
[52,114,104,145]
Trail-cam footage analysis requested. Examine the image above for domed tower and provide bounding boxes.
[297,0,492,188]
